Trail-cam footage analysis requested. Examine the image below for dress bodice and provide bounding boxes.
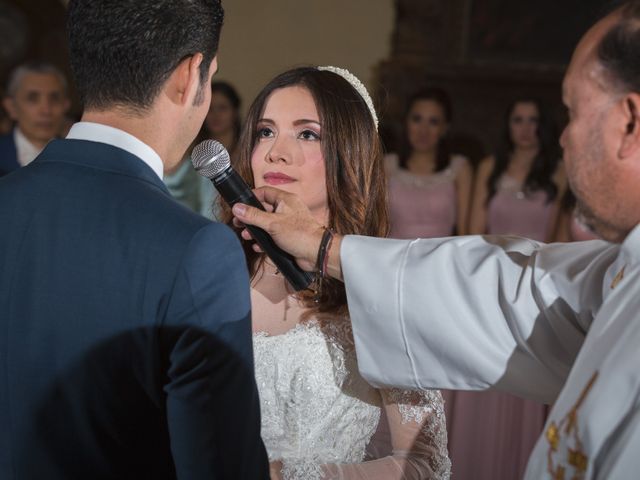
[251,262,451,479]
[254,321,381,473]
[487,174,554,241]
[387,155,466,239]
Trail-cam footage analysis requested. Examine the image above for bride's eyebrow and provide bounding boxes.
[256,118,321,127]
[293,119,321,127]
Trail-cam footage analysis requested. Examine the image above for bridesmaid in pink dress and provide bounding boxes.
[385,88,473,473]
[386,88,473,240]
[460,98,566,480]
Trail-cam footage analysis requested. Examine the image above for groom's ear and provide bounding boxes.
[164,53,204,107]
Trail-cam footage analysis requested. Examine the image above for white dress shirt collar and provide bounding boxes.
[14,127,44,167]
[66,121,164,180]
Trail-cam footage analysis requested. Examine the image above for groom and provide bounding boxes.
[0,0,268,479]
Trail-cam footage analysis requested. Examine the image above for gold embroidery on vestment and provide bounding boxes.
[611,265,626,289]
[546,422,559,451]
[568,449,588,472]
[546,371,598,480]
[553,465,565,480]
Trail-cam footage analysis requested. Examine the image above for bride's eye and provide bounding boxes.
[257,127,274,139]
[299,129,320,141]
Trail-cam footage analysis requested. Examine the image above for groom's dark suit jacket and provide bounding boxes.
[0,131,20,177]
[0,139,268,479]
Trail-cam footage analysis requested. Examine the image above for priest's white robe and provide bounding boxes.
[342,225,640,479]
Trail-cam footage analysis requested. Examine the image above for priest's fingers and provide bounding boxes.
[232,190,323,269]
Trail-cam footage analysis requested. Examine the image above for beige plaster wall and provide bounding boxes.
[215,0,394,116]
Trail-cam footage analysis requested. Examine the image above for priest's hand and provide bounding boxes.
[232,186,343,280]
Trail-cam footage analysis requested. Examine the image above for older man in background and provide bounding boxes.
[0,61,69,177]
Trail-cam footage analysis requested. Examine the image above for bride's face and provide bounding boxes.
[251,86,328,222]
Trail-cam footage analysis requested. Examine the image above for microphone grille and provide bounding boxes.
[191,140,230,179]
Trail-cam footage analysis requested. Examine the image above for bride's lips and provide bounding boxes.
[263,172,295,185]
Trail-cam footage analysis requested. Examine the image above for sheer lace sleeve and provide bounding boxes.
[278,388,451,480]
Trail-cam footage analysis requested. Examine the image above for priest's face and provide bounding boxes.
[560,10,636,243]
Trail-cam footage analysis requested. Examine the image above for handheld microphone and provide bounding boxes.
[191,140,314,291]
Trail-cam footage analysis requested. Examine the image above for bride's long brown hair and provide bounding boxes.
[222,66,388,316]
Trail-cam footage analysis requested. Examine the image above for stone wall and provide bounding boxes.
[373,0,605,165]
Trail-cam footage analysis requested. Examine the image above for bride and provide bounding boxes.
[224,66,450,479]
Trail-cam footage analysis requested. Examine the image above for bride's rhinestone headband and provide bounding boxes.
[317,66,379,130]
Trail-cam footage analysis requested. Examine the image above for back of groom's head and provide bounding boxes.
[67,0,224,114]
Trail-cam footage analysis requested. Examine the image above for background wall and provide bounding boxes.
[216,0,395,117]
[0,0,612,161]
[376,0,610,163]
[0,0,395,121]
[0,0,69,93]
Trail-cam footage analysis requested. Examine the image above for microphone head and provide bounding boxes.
[191,140,230,179]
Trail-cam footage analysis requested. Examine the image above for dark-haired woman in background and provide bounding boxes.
[469,98,565,241]
[202,81,242,159]
[164,81,242,219]
[386,88,473,239]
[453,98,565,480]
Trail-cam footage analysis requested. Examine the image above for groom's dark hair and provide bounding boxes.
[67,0,224,113]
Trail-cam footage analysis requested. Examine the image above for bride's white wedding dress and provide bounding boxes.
[252,263,451,480]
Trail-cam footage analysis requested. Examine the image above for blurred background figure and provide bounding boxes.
[382,88,474,470]
[0,61,69,177]
[469,97,565,241]
[0,97,12,135]
[163,81,242,220]
[386,87,473,239]
[449,97,564,480]
[203,81,242,158]
[553,189,600,242]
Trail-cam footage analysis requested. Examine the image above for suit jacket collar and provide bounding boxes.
[35,138,170,194]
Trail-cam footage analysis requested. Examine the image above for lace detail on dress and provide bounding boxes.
[393,166,455,188]
[281,459,324,480]
[254,321,381,479]
[390,154,468,189]
[252,266,451,480]
[319,316,356,351]
[386,388,451,479]
[387,389,438,424]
